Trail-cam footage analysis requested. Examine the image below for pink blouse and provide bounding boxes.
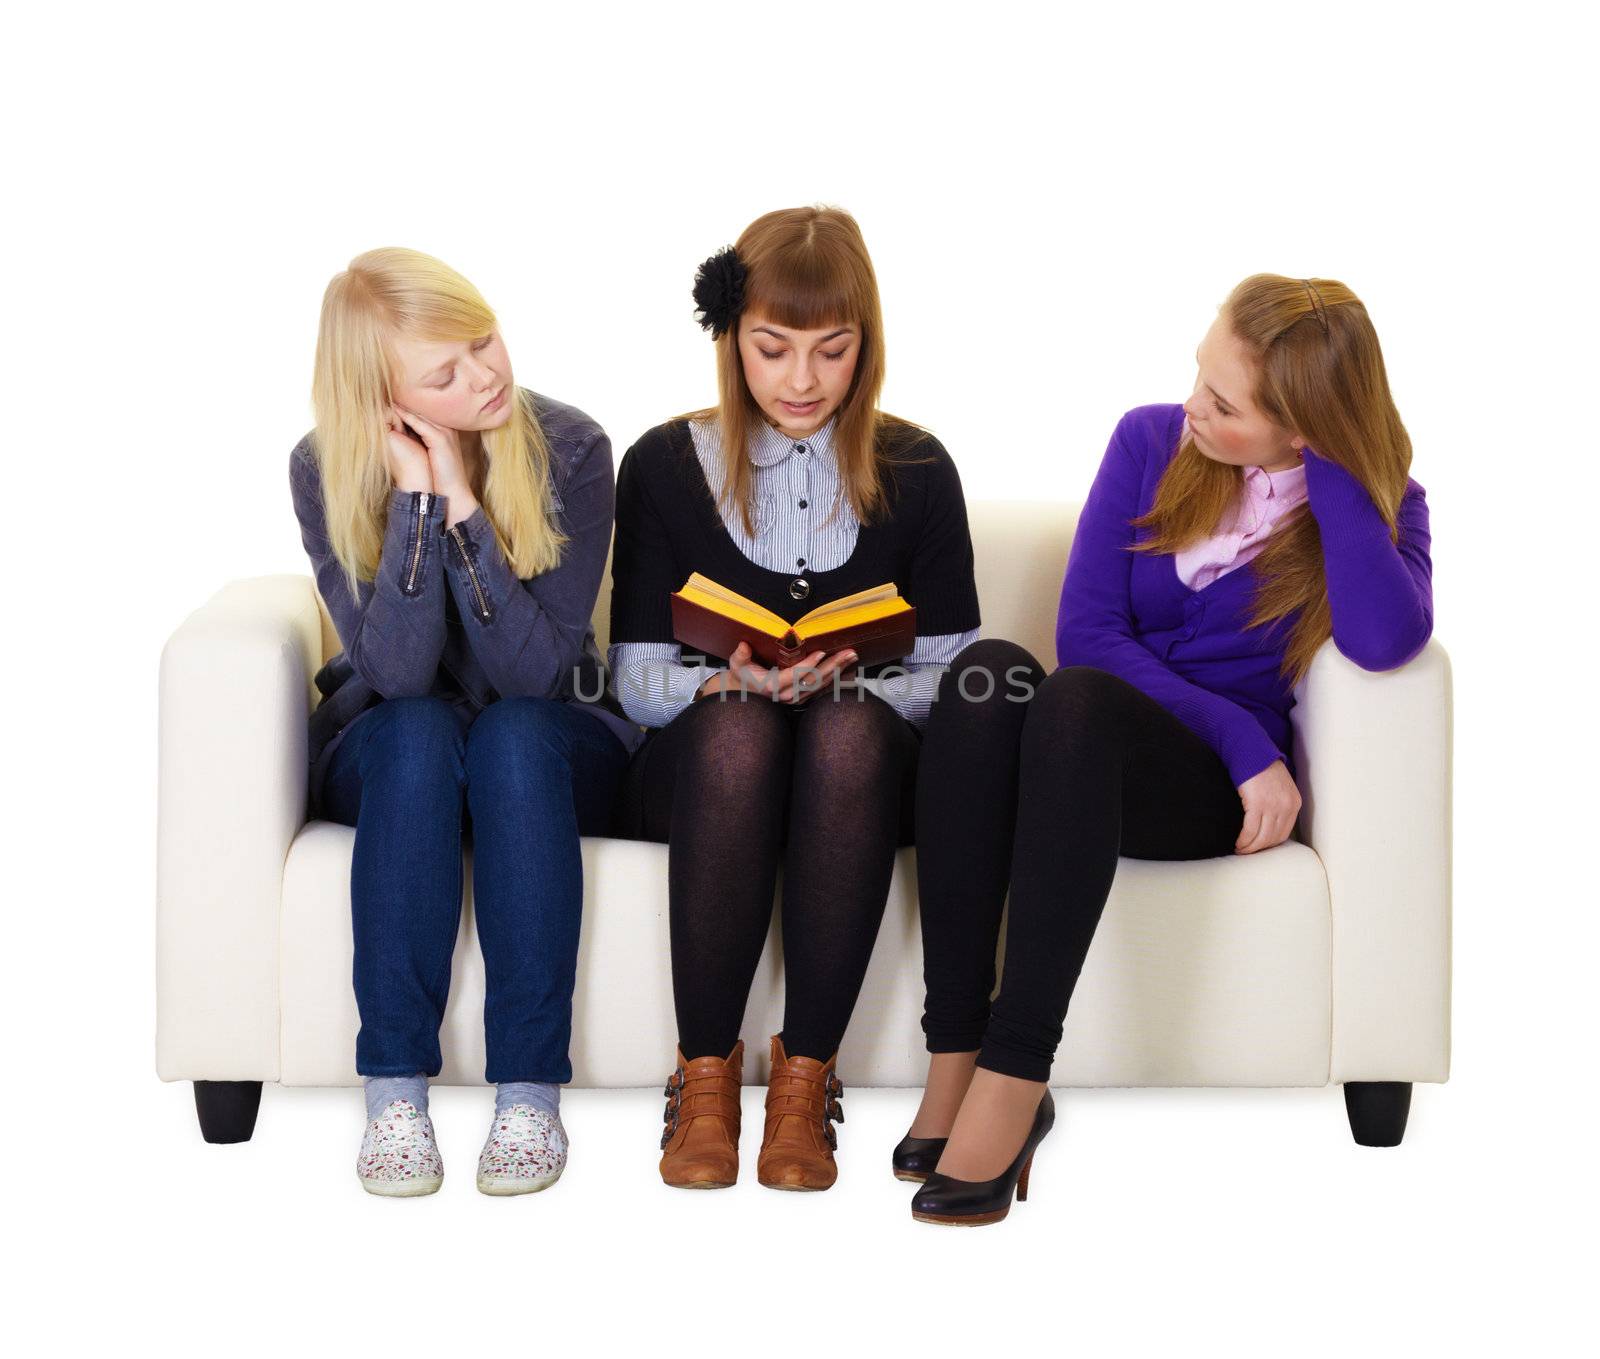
[1175,460,1309,591]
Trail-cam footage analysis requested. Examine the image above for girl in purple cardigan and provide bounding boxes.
[900,275,1434,1226]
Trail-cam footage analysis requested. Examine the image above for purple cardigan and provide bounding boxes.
[1055,403,1433,787]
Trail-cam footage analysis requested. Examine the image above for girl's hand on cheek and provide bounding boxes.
[384,408,434,493]
[394,405,468,496]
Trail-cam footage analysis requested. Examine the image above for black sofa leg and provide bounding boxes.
[1343,1081,1411,1147]
[194,1080,263,1143]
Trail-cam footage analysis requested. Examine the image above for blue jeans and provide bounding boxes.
[316,695,628,1084]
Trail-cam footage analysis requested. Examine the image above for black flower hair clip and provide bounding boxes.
[692,246,747,339]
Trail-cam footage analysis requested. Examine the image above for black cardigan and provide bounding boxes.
[608,417,981,677]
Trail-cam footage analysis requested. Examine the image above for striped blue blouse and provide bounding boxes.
[607,414,981,729]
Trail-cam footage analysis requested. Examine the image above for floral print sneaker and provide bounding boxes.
[357,1098,444,1197]
[476,1104,568,1196]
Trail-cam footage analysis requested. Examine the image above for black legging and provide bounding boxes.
[916,639,1247,1082]
[615,685,920,1061]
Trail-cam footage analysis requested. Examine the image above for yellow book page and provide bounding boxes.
[678,574,789,638]
[796,582,899,626]
[794,597,910,641]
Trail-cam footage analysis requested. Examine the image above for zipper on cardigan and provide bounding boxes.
[448,523,492,621]
[404,491,432,594]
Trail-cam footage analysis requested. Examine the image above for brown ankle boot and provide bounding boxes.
[757,1034,845,1191]
[658,1041,744,1189]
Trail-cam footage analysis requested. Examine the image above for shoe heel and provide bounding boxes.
[1016,1153,1035,1203]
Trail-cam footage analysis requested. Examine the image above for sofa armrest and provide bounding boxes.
[1290,637,1453,1084]
[157,575,324,1081]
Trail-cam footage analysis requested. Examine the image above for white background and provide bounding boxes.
[6,1,1594,1353]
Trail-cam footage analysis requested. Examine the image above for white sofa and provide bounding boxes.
[156,500,1452,1147]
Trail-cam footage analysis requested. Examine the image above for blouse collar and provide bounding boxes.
[1243,459,1308,501]
[748,413,839,468]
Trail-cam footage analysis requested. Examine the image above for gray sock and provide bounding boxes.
[364,1074,429,1121]
[495,1081,561,1119]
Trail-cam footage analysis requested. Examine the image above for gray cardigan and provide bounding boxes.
[289,388,644,806]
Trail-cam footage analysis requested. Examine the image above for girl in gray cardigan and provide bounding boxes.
[290,247,640,1197]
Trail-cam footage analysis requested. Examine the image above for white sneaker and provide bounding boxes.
[476,1104,568,1196]
[357,1098,444,1197]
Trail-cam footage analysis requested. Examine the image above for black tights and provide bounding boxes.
[915,639,1247,1082]
[616,687,920,1061]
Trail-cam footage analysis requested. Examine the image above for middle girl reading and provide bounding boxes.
[608,205,981,1193]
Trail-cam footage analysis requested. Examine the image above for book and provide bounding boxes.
[669,572,918,670]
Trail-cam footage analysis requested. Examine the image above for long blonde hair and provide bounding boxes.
[1132,274,1413,685]
[310,247,566,597]
[686,205,923,537]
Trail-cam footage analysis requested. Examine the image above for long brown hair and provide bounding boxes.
[1131,274,1413,685]
[686,205,923,537]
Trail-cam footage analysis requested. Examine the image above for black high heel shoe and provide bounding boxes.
[910,1089,1055,1227]
[891,1133,948,1183]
